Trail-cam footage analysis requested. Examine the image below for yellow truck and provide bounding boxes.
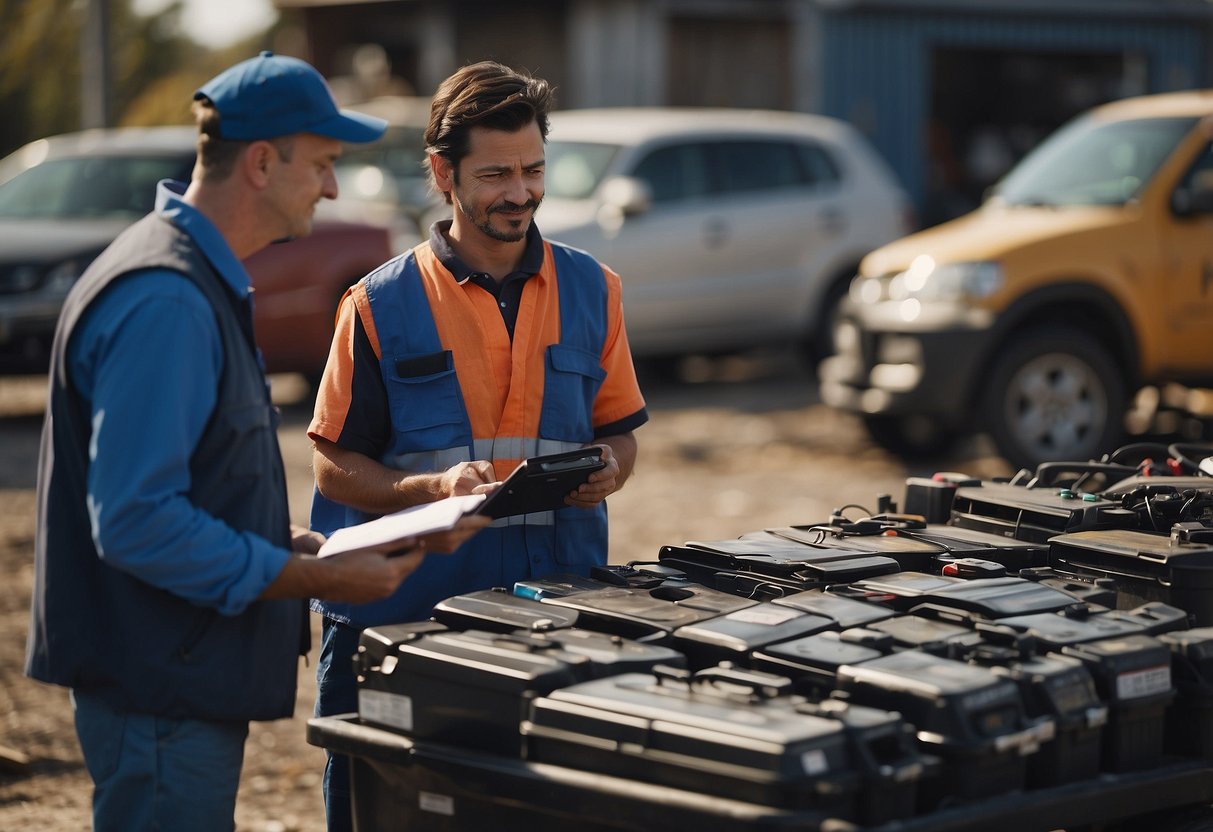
[820,90,1213,471]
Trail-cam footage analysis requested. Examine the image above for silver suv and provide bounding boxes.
[536,108,913,362]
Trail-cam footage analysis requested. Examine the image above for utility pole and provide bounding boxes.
[80,0,113,129]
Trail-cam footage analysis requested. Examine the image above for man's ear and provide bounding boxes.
[243,140,276,189]
[430,153,453,195]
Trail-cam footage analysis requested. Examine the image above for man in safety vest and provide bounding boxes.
[307,60,648,830]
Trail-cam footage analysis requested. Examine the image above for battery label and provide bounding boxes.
[419,792,455,816]
[801,748,830,775]
[1115,665,1171,700]
[728,606,803,626]
[358,689,414,732]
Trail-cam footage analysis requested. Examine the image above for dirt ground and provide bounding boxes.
[0,351,1015,831]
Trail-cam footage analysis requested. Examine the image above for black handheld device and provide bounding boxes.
[476,447,606,519]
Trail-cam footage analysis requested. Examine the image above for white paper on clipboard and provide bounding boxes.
[317,493,487,558]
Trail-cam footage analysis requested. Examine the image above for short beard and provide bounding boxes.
[455,193,543,243]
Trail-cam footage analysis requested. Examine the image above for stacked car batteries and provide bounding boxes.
[345,449,1213,829]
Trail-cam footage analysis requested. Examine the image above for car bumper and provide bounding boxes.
[818,308,994,422]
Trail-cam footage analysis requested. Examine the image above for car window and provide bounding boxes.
[1177,141,1213,191]
[0,155,191,220]
[631,143,712,204]
[994,115,1197,207]
[545,141,619,199]
[798,142,842,186]
[710,140,820,195]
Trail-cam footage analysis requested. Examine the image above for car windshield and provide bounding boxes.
[993,114,1197,207]
[0,154,191,220]
[338,125,427,183]
[544,140,620,199]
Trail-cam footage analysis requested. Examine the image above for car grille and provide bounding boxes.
[0,265,42,294]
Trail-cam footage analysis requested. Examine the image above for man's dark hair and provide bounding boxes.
[424,61,554,203]
[192,99,295,183]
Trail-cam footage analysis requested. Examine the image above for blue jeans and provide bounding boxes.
[316,616,361,832]
[72,689,248,832]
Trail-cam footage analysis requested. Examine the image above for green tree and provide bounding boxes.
[0,0,278,159]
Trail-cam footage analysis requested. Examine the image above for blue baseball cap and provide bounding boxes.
[195,51,387,143]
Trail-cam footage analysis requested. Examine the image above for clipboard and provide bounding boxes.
[476,447,606,519]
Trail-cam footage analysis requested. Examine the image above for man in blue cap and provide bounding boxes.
[25,52,488,832]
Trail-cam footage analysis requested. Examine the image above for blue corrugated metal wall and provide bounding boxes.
[821,11,1206,211]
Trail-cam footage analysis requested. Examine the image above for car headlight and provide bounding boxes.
[889,256,1003,302]
[43,258,86,295]
[855,256,1004,304]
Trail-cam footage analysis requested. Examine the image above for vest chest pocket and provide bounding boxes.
[385,351,470,448]
[211,402,276,479]
[541,343,605,442]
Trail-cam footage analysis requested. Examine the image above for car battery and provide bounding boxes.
[773,518,1052,574]
[865,613,985,657]
[835,650,1050,810]
[357,628,593,754]
[824,570,968,612]
[792,696,933,826]
[750,629,889,696]
[513,573,618,600]
[1060,634,1176,772]
[906,575,1090,621]
[968,645,1107,787]
[668,602,836,670]
[770,589,895,629]
[354,619,449,676]
[755,524,943,572]
[589,561,690,589]
[538,583,757,643]
[523,664,907,821]
[659,536,901,590]
[977,602,1184,653]
[655,550,902,603]
[911,523,1050,572]
[518,627,687,675]
[903,472,982,524]
[1157,627,1213,759]
[1048,525,1213,625]
[431,587,580,633]
[950,482,1138,544]
[694,566,831,601]
[1018,566,1120,608]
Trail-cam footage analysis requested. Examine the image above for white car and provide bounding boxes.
[537,108,913,361]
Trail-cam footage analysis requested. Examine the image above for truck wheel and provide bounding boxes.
[981,327,1126,471]
[861,413,959,459]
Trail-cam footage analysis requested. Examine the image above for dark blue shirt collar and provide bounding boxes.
[155,179,253,302]
[428,218,545,285]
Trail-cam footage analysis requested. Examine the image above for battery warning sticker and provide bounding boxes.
[1115,665,1171,700]
[358,689,414,732]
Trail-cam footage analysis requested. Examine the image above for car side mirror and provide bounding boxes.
[596,176,652,237]
[1172,175,1213,217]
[601,176,652,216]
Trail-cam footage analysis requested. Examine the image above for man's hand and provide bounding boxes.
[310,547,428,604]
[291,524,325,555]
[417,513,492,553]
[566,443,620,509]
[438,460,497,497]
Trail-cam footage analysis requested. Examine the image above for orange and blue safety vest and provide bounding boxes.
[310,237,646,628]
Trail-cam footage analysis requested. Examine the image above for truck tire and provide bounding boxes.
[981,326,1126,471]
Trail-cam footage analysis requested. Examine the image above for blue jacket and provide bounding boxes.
[26,211,304,721]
